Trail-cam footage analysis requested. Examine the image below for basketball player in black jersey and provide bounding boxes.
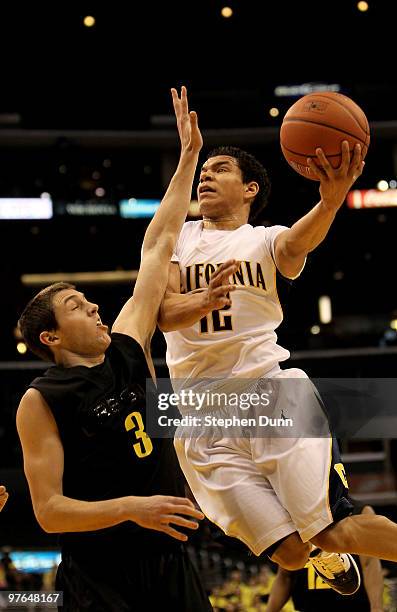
[16,88,213,611]
[266,503,385,612]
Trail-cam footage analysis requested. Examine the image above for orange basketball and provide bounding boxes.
[280,92,370,180]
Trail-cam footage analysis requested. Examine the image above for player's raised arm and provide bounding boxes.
[274,141,365,279]
[112,87,202,351]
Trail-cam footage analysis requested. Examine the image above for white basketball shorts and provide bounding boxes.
[174,368,351,555]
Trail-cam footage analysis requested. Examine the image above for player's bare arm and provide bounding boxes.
[112,87,202,354]
[158,259,239,332]
[274,141,364,279]
[0,485,8,511]
[17,388,203,541]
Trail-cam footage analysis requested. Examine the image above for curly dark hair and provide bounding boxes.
[18,282,75,362]
[206,146,271,223]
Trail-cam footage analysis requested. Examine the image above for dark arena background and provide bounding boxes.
[1,1,397,610]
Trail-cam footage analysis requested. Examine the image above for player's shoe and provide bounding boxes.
[309,548,361,595]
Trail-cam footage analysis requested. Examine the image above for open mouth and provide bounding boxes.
[199,185,216,195]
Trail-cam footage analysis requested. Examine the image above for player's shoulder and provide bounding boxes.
[16,387,54,430]
[19,386,47,407]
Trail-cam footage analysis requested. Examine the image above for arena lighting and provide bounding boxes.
[58,202,117,216]
[357,1,369,12]
[269,107,279,117]
[221,6,233,17]
[3,551,61,574]
[274,83,340,98]
[0,196,53,220]
[83,15,95,27]
[319,296,332,324]
[390,320,397,331]
[16,342,27,355]
[377,180,389,191]
[21,271,138,287]
[310,325,320,335]
[119,198,161,219]
[347,188,397,208]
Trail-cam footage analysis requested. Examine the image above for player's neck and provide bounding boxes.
[55,350,106,369]
[202,216,248,231]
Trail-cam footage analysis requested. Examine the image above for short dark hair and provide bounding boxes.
[18,282,75,362]
[206,146,271,222]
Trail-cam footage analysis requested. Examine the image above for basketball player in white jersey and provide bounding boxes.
[158,133,397,595]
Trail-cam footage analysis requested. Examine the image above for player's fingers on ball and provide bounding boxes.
[315,147,330,168]
[0,486,5,495]
[307,158,324,179]
[352,142,362,165]
[340,140,351,167]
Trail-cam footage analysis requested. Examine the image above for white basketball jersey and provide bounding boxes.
[164,221,301,387]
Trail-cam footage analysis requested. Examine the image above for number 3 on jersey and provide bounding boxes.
[125,411,153,458]
[200,299,233,333]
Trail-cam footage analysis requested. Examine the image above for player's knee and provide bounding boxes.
[311,516,364,553]
[270,535,311,571]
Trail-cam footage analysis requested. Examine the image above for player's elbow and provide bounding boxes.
[158,294,181,332]
[35,499,63,534]
[157,310,175,333]
[35,509,56,533]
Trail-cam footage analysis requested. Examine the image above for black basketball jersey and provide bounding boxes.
[29,332,186,555]
[291,557,369,612]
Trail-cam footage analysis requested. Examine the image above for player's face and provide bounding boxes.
[51,289,111,356]
[197,155,246,217]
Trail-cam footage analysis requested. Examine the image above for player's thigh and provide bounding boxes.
[174,435,296,555]
[254,435,351,543]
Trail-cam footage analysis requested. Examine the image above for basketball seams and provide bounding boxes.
[281,143,359,159]
[301,93,369,135]
[281,117,367,147]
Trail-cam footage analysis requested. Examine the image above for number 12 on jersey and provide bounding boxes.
[200,302,233,334]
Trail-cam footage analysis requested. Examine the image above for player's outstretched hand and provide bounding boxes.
[307,140,365,213]
[129,495,204,541]
[171,86,203,155]
[203,260,239,311]
[0,485,9,511]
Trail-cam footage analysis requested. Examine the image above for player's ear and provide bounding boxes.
[40,330,60,348]
[244,181,259,200]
